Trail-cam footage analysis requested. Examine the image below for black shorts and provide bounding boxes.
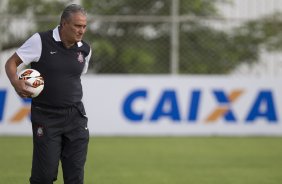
[29,102,89,184]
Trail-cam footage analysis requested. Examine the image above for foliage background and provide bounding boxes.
[1,0,282,74]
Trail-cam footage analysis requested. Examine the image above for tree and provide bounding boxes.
[233,12,282,52]
[2,0,282,74]
[1,0,66,50]
[82,0,260,74]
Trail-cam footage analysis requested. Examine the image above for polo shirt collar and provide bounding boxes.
[53,26,83,47]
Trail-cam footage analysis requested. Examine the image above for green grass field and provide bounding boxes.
[1,136,282,184]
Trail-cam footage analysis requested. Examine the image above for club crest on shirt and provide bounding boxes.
[77,52,84,63]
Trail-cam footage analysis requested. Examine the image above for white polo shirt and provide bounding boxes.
[16,26,92,74]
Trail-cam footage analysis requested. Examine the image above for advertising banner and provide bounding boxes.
[0,75,281,136]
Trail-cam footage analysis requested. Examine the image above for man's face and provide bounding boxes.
[62,12,87,43]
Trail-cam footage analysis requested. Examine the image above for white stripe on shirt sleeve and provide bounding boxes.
[82,49,92,74]
[16,33,42,65]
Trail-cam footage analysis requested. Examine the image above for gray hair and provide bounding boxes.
[60,4,87,25]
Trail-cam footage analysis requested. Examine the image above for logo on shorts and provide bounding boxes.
[36,126,44,137]
[77,52,84,63]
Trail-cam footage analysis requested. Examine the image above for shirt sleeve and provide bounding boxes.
[16,33,42,65]
[82,48,92,74]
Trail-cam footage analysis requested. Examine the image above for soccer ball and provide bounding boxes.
[18,69,44,98]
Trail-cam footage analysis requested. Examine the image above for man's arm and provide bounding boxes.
[82,48,92,74]
[5,53,33,98]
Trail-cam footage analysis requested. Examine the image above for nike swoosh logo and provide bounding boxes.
[50,51,57,54]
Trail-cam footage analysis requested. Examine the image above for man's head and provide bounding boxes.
[60,4,87,46]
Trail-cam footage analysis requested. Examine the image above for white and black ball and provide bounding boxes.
[18,69,44,98]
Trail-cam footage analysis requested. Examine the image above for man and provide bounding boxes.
[5,4,91,184]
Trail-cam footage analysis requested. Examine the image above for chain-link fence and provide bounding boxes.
[1,0,282,75]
